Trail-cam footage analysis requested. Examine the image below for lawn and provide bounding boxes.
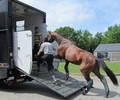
[58,61,120,75]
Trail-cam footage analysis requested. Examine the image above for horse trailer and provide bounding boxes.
[0,0,47,81]
[0,0,85,98]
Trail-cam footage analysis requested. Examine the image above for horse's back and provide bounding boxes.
[65,44,85,64]
[59,38,97,67]
[65,44,97,68]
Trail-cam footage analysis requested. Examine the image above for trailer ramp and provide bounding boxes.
[29,64,86,98]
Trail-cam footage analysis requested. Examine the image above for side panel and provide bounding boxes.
[13,31,32,74]
[0,31,8,63]
[39,23,47,38]
[0,0,9,63]
[0,0,8,29]
[0,67,8,79]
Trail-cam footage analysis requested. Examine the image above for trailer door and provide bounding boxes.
[13,31,32,74]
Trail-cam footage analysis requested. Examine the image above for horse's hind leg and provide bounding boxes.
[64,61,69,81]
[81,71,93,95]
[100,75,109,97]
[93,68,110,97]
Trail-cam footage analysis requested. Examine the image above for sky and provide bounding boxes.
[20,0,120,35]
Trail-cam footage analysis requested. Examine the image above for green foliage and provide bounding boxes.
[102,24,120,43]
[55,27,94,53]
[94,32,104,50]
[55,24,120,53]
[55,26,76,41]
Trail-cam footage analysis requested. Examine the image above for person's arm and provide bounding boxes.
[36,50,42,56]
[36,43,44,57]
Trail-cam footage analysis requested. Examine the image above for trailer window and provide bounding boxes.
[16,20,25,31]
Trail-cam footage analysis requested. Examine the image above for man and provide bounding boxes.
[36,37,57,82]
[34,27,43,60]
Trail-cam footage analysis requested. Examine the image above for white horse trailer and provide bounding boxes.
[0,0,85,98]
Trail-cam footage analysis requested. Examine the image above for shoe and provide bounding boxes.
[52,80,57,84]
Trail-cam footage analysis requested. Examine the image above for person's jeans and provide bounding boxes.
[37,54,54,71]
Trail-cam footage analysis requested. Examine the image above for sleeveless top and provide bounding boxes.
[34,32,41,45]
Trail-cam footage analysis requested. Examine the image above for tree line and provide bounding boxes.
[55,24,120,53]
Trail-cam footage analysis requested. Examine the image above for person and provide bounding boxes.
[35,37,57,83]
[33,26,43,60]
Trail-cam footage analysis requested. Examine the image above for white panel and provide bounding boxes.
[13,31,32,74]
[39,23,47,38]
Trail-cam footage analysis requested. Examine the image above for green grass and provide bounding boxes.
[58,61,120,75]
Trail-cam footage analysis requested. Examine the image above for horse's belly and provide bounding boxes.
[71,61,80,65]
[66,58,82,65]
[65,49,82,64]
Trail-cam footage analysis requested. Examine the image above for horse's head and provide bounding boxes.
[47,31,55,42]
[47,31,62,44]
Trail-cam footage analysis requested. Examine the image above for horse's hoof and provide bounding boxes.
[64,77,69,81]
[82,88,87,95]
[91,86,94,88]
[82,90,87,95]
[52,80,58,84]
[65,78,68,81]
[104,94,110,98]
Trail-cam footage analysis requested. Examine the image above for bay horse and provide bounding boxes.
[47,31,119,98]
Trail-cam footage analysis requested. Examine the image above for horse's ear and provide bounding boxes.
[48,31,52,35]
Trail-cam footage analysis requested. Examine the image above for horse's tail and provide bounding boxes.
[97,59,118,86]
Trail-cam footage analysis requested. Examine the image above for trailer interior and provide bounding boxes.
[12,0,47,48]
[0,0,46,65]
[12,1,46,33]
[0,0,47,80]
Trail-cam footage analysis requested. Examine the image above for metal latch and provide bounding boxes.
[17,47,20,50]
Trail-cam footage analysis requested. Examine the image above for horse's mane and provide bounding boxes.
[54,31,62,35]
[54,32,76,45]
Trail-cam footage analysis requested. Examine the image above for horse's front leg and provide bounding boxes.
[64,61,69,81]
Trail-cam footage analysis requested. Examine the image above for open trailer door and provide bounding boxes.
[13,30,32,74]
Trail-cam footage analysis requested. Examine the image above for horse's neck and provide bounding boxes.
[57,37,72,47]
[54,34,64,44]
[53,32,72,45]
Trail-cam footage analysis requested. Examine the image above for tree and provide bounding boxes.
[94,32,104,47]
[102,24,120,43]
[80,30,94,52]
[55,27,95,52]
[55,26,76,41]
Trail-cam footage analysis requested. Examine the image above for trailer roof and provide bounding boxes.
[12,0,46,16]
